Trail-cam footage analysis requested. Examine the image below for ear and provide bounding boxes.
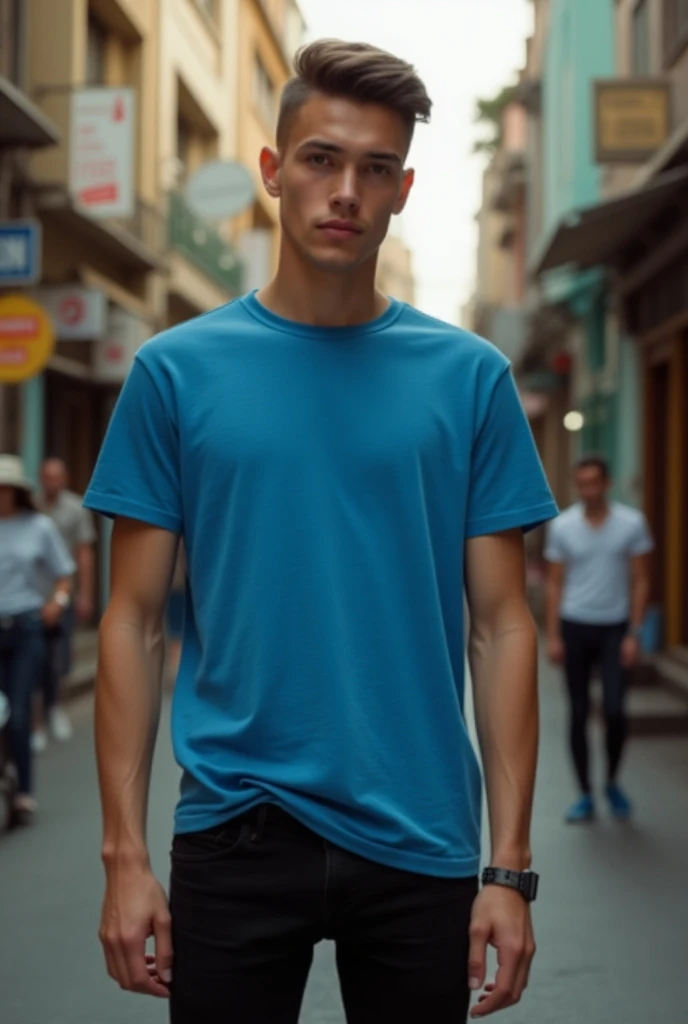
[393,168,415,215]
[260,146,282,198]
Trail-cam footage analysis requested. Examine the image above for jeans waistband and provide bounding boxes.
[0,610,42,631]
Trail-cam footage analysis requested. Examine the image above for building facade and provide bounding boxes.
[1,0,304,617]
[377,233,416,305]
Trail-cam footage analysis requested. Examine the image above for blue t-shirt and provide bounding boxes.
[84,292,557,878]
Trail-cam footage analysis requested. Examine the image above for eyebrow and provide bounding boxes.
[298,140,402,164]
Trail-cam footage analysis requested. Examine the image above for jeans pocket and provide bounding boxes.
[171,819,251,864]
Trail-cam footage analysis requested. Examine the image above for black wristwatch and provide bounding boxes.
[481,867,539,902]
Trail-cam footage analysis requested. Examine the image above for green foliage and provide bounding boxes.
[472,84,518,156]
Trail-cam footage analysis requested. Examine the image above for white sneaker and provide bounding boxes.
[49,708,73,743]
[31,730,48,754]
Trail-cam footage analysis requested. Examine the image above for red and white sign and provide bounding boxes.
[69,88,135,219]
[34,286,107,340]
[93,305,150,383]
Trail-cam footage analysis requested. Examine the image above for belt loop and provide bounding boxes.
[250,804,268,844]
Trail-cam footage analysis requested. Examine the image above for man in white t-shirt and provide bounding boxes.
[544,455,653,824]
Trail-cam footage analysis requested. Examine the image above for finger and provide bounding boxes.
[154,907,174,987]
[470,949,519,1017]
[467,919,489,993]
[515,936,536,997]
[123,936,168,998]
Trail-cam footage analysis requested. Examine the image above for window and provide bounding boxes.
[632,0,650,75]
[86,15,107,85]
[663,0,688,64]
[253,54,275,129]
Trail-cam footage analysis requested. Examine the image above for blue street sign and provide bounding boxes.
[0,220,42,287]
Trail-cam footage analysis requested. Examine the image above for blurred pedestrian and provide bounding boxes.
[33,457,96,750]
[0,455,74,825]
[84,40,557,1022]
[545,455,653,824]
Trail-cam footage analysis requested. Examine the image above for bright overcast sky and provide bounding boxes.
[297,0,533,324]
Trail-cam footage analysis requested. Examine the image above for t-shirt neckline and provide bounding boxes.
[240,289,405,339]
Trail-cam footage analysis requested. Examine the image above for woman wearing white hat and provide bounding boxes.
[0,455,75,824]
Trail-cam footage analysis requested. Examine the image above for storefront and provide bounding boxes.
[534,165,688,650]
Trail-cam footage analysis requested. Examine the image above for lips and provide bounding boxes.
[318,220,362,237]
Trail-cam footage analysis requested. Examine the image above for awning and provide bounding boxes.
[0,76,60,148]
[533,166,688,275]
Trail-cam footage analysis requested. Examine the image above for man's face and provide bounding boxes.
[41,460,67,499]
[262,94,414,273]
[575,466,609,506]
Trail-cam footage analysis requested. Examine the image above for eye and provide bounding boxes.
[368,163,392,177]
[308,153,332,167]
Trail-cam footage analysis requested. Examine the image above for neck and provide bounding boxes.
[258,236,389,327]
[584,500,609,519]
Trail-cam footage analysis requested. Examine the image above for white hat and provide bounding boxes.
[0,454,34,491]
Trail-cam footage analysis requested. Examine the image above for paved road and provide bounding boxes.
[1,658,686,1023]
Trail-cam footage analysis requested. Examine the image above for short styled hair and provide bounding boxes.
[276,39,432,148]
[575,454,610,480]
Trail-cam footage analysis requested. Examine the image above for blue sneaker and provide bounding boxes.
[605,783,633,820]
[565,794,595,824]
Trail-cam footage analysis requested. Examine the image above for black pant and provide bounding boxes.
[561,619,629,793]
[0,613,46,794]
[169,803,477,1023]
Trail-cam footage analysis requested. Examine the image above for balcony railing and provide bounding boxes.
[168,191,244,295]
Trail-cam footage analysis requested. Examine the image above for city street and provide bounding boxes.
[1,657,686,1024]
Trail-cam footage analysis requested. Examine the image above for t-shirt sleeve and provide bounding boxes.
[83,354,182,533]
[77,505,96,545]
[630,513,654,556]
[543,518,566,563]
[41,517,76,579]
[466,367,559,538]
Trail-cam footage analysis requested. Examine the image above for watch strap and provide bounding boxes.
[481,867,539,902]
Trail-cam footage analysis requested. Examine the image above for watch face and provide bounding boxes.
[522,872,539,901]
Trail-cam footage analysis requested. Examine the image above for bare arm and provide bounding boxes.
[465,529,538,1018]
[96,517,178,997]
[629,553,650,632]
[75,541,96,617]
[466,529,538,871]
[620,553,652,669]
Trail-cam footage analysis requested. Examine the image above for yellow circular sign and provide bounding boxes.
[0,294,55,383]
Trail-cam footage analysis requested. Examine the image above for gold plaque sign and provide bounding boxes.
[594,80,671,163]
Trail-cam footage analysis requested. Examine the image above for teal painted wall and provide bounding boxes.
[19,374,44,486]
[542,0,615,234]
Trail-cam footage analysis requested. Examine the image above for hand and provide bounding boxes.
[99,861,173,998]
[468,885,536,1017]
[76,593,94,623]
[620,634,640,669]
[547,636,564,665]
[41,600,64,629]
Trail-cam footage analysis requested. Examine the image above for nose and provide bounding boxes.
[330,166,360,214]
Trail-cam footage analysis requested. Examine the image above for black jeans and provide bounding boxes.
[561,619,629,793]
[169,803,478,1023]
[0,612,46,794]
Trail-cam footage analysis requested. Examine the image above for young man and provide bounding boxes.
[545,455,653,824]
[85,40,557,1023]
[33,457,96,748]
